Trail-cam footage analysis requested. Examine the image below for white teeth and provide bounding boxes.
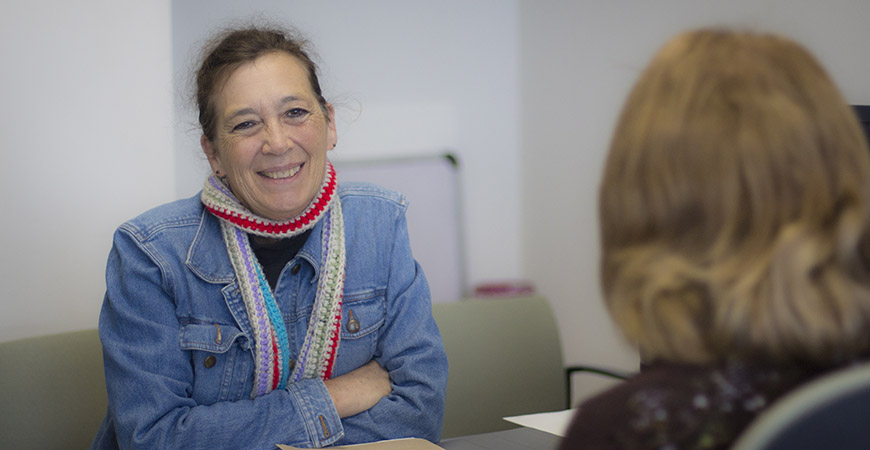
[261,166,301,179]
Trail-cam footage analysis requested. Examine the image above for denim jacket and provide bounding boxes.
[91,182,448,449]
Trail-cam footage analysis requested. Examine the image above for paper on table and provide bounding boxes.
[503,408,578,437]
[276,437,443,449]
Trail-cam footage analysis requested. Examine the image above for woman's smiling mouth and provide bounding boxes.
[259,164,302,180]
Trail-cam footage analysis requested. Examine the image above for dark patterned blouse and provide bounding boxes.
[559,359,854,450]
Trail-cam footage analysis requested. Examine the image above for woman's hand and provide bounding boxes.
[324,360,392,418]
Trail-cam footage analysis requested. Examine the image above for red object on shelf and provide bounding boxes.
[473,281,535,298]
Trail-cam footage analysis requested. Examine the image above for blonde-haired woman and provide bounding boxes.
[561,29,870,450]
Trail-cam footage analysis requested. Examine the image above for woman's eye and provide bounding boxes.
[286,108,309,119]
[232,121,256,132]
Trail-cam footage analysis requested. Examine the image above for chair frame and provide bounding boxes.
[731,362,870,450]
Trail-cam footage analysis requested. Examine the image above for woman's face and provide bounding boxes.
[202,51,336,221]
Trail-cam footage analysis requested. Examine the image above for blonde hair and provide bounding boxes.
[600,29,870,365]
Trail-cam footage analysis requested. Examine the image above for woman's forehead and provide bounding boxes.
[216,52,316,113]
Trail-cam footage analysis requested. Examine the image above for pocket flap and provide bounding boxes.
[341,295,386,339]
[179,323,246,353]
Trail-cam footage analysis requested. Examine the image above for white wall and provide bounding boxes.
[0,1,522,342]
[0,1,174,341]
[4,2,870,411]
[170,1,523,295]
[520,0,870,403]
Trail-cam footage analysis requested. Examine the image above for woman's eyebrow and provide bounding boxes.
[225,107,256,122]
[278,95,303,106]
[225,96,306,122]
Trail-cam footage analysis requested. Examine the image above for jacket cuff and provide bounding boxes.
[286,378,344,447]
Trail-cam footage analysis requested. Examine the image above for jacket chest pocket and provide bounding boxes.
[332,292,386,376]
[179,323,251,404]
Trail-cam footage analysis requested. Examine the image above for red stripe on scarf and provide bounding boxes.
[322,311,342,380]
[271,333,280,390]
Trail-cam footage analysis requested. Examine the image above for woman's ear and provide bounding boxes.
[201,135,224,174]
[326,104,338,150]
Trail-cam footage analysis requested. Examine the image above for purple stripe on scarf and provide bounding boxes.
[235,229,272,395]
[294,315,318,381]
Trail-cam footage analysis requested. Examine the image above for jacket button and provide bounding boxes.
[288,360,296,371]
[346,309,361,333]
[204,355,217,368]
[291,264,301,275]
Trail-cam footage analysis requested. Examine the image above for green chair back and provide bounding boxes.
[0,329,107,449]
[432,295,566,439]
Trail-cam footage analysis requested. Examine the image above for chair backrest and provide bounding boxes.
[0,329,107,449]
[432,295,566,439]
[731,362,870,450]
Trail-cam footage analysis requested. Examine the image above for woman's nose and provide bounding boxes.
[261,121,290,155]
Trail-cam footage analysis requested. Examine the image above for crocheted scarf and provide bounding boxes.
[201,161,345,398]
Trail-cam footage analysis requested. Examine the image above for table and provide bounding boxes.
[439,427,563,450]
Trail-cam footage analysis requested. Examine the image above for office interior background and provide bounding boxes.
[3,0,869,404]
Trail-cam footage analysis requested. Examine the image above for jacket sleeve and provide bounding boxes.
[95,226,343,450]
[337,208,449,444]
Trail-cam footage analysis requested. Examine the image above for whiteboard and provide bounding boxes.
[333,153,465,303]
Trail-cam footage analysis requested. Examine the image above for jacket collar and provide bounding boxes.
[296,221,323,284]
[185,207,324,285]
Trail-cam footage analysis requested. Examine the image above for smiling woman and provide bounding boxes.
[201,51,336,221]
[90,25,448,450]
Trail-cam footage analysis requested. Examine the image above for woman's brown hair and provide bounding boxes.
[195,25,329,142]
